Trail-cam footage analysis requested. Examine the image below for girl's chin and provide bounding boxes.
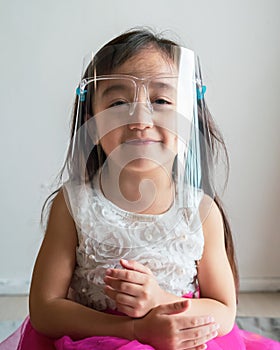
[103,149,176,174]
[122,158,173,174]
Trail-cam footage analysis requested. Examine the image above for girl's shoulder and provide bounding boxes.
[199,195,224,242]
[50,187,73,217]
[45,187,78,243]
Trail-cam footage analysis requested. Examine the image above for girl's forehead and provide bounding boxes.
[112,49,177,77]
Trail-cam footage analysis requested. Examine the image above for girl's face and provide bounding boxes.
[93,48,178,173]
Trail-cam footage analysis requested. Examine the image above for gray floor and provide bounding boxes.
[237,292,280,317]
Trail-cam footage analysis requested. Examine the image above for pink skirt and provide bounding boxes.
[1,300,279,350]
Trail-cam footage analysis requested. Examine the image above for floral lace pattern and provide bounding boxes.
[65,180,204,311]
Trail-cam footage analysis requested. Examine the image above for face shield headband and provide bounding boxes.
[63,44,215,242]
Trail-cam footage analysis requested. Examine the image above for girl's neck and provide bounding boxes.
[99,163,174,215]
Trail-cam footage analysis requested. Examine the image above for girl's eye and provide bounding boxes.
[153,98,172,105]
[109,100,128,108]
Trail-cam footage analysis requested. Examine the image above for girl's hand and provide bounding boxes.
[104,259,169,317]
[134,300,219,350]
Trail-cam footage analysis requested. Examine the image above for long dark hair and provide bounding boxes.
[42,28,239,294]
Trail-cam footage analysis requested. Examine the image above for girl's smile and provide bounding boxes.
[124,138,161,145]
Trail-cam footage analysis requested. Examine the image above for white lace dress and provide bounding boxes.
[65,179,204,312]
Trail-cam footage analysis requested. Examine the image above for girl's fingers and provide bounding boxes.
[181,345,207,350]
[115,291,137,306]
[104,285,143,316]
[180,326,219,349]
[104,276,142,296]
[157,300,190,316]
[104,284,139,307]
[105,268,147,284]
[104,285,118,299]
[178,343,207,350]
[180,322,219,340]
[178,315,215,331]
[120,259,152,275]
[181,330,218,348]
[115,303,136,317]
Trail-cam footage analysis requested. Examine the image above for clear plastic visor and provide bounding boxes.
[64,44,215,236]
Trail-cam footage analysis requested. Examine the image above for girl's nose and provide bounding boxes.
[128,83,154,129]
[128,102,154,130]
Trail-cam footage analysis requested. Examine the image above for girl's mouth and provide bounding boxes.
[124,139,161,145]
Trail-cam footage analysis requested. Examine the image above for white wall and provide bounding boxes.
[0,0,279,294]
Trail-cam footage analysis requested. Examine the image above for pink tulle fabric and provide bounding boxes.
[1,316,279,350]
[1,294,279,350]
[54,324,280,350]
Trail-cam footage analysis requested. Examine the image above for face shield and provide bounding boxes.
[63,43,215,245]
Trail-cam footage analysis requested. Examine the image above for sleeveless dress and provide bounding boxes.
[1,181,279,349]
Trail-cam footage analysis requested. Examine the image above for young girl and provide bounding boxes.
[1,28,279,350]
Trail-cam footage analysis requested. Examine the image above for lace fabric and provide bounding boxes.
[64,178,204,311]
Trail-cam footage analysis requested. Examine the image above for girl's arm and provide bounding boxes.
[104,197,236,336]
[179,196,237,336]
[29,190,133,339]
[29,190,217,349]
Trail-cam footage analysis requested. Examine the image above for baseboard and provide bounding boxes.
[0,279,30,295]
[240,277,280,292]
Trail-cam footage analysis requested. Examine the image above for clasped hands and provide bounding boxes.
[103,259,219,350]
